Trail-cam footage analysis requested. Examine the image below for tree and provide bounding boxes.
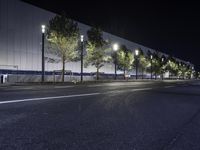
[152,52,162,79]
[146,50,153,78]
[197,72,200,79]
[137,49,149,79]
[85,27,108,80]
[185,65,193,79]
[146,50,162,79]
[160,55,167,79]
[112,45,134,79]
[165,56,179,78]
[47,14,80,82]
[178,62,187,79]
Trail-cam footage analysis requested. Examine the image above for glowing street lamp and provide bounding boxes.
[113,43,119,52]
[42,25,45,33]
[113,43,119,80]
[41,25,45,83]
[168,60,171,79]
[161,57,164,80]
[135,49,139,80]
[135,49,139,56]
[80,35,84,83]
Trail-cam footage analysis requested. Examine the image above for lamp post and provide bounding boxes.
[80,35,84,83]
[178,62,181,79]
[168,60,171,79]
[150,55,153,79]
[191,66,194,79]
[113,43,119,80]
[161,57,164,80]
[41,25,45,83]
[135,49,139,80]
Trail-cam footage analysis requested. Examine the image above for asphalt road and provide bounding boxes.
[0,80,200,150]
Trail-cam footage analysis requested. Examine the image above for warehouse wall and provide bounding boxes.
[0,0,53,71]
[0,0,155,74]
[1,0,189,82]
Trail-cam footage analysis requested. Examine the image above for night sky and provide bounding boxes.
[23,0,200,71]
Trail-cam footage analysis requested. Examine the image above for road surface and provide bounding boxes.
[0,80,200,150]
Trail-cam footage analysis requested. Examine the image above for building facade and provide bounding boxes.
[0,0,193,82]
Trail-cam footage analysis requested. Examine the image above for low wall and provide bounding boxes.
[2,74,95,83]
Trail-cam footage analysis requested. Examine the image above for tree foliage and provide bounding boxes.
[47,14,79,82]
[138,49,149,78]
[85,27,108,80]
[152,52,163,78]
[112,45,134,78]
[165,56,179,77]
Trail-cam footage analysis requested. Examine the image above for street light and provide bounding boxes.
[135,49,139,80]
[80,35,84,83]
[161,57,164,80]
[113,43,119,52]
[113,43,119,80]
[178,62,181,79]
[168,60,171,79]
[150,55,153,79]
[41,25,45,83]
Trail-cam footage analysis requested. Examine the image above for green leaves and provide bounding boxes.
[137,49,149,71]
[47,15,79,38]
[46,14,80,82]
[85,27,108,70]
[114,45,134,71]
[164,56,179,76]
[85,41,109,69]
[45,15,194,81]
[87,27,105,48]
[47,14,79,62]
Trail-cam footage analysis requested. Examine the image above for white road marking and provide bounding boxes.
[0,93,100,105]
[0,87,153,105]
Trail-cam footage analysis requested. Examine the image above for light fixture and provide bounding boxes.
[135,49,139,56]
[113,43,119,51]
[41,25,46,33]
[81,35,84,42]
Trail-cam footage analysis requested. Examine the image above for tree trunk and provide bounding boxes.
[124,67,126,80]
[96,68,99,80]
[62,55,65,83]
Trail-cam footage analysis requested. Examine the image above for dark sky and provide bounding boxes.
[23,0,200,71]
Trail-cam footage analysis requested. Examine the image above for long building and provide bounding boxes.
[0,0,193,83]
